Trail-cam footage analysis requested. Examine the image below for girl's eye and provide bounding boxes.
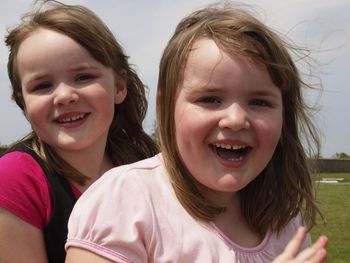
[198,96,221,104]
[250,99,270,107]
[75,74,94,82]
[33,82,52,91]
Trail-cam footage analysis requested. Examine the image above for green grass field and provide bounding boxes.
[311,173,350,263]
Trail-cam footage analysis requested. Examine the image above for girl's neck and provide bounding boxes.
[213,195,263,248]
[55,141,113,192]
[196,183,237,207]
[75,153,113,192]
[194,180,263,247]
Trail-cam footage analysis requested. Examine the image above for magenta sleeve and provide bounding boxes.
[0,151,52,229]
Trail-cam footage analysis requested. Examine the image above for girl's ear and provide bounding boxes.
[114,71,127,105]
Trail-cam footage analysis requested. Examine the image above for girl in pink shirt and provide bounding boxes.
[66,3,327,262]
[0,1,158,262]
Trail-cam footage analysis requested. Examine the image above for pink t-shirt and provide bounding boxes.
[0,151,81,229]
[66,154,310,262]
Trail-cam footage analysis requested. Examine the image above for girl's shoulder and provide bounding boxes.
[1,148,40,169]
[69,153,169,226]
[266,214,311,253]
[0,149,52,229]
[66,153,177,261]
[0,149,47,184]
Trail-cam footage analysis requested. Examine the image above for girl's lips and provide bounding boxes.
[54,112,89,123]
[55,113,88,123]
[54,112,90,128]
[213,143,248,151]
[209,140,252,168]
[211,144,252,162]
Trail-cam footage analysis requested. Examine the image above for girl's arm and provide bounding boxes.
[65,248,115,263]
[273,227,328,263]
[0,208,48,263]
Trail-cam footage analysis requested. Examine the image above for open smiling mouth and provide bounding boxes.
[211,143,251,161]
[56,113,89,124]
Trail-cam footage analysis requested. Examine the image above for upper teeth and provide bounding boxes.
[214,143,246,150]
[58,114,85,123]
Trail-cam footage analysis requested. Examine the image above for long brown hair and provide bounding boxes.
[6,0,158,184]
[157,3,322,235]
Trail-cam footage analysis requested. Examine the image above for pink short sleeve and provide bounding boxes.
[66,166,152,263]
[0,151,52,229]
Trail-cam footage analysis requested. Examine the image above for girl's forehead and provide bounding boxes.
[187,38,248,66]
[184,38,255,77]
[185,39,221,70]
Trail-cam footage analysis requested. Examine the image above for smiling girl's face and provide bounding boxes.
[174,38,283,204]
[17,28,126,155]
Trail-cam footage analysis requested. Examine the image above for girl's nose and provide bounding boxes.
[218,103,250,131]
[53,83,79,106]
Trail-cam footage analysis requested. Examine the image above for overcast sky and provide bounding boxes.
[1,0,349,158]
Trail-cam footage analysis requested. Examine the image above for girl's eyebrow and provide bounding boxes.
[249,89,281,99]
[186,85,222,93]
[24,72,49,84]
[182,86,221,97]
[68,64,100,72]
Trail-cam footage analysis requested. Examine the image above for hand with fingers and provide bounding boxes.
[273,227,328,263]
